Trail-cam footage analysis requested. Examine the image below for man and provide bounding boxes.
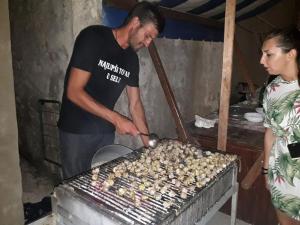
[57,1,165,179]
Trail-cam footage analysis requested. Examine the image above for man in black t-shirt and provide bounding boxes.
[57,2,165,179]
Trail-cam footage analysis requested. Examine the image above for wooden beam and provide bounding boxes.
[104,0,223,29]
[241,152,264,189]
[217,0,237,151]
[148,42,190,143]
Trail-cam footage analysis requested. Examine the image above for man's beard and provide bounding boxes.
[128,29,144,51]
[129,39,143,52]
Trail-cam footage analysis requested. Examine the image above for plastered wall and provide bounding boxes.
[0,0,24,224]
[115,39,223,148]
[9,0,101,163]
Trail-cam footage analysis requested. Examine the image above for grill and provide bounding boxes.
[52,141,239,225]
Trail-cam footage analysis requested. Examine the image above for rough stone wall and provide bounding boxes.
[72,0,102,37]
[9,0,74,161]
[9,0,100,163]
[0,0,24,224]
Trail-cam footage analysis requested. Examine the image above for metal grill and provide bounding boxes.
[52,146,238,225]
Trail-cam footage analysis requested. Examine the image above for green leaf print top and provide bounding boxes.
[263,76,300,221]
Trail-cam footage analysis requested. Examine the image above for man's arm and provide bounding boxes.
[126,86,149,146]
[67,67,139,136]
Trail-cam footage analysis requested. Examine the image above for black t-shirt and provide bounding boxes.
[58,25,139,134]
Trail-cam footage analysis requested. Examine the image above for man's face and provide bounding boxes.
[129,22,159,51]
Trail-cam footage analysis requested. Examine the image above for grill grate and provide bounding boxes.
[64,145,238,225]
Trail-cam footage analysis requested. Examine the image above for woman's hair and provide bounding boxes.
[123,1,165,34]
[264,27,300,84]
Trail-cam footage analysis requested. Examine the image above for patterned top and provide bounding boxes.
[263,76,300,221]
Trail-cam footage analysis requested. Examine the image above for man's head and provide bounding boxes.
[123,1,165,51]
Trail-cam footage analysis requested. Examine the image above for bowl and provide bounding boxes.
[244,112,264,123]
[255,107,264,115]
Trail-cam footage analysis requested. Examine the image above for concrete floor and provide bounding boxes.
[29,211,251,225]
[21,158,250,225]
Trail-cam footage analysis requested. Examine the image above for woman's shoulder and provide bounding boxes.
[265,76,281,90]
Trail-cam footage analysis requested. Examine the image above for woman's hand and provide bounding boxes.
[263,174,270,190]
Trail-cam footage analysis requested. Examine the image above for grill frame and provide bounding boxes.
[52,145,239,225]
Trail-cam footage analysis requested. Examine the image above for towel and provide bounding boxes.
[194,115,217,128]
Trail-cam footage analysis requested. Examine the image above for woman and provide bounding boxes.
[261,28,300,225]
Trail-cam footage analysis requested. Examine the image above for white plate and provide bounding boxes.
[244,112,264,123]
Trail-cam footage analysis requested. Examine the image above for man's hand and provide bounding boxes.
[114,113,139,136]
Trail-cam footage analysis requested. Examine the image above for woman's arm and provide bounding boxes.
[263,127,276,189]
[264,128,275,168]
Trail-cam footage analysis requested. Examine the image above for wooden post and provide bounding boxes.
[241,152,264,189]
[217,0,237,151]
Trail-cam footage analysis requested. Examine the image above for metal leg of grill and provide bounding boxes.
[195,166,239,225]
[230,165,239,225]
[230,183,238,225]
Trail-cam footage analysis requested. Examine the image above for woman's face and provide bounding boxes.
[260,37,289,75]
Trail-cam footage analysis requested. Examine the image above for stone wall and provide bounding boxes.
[9,0,101,164]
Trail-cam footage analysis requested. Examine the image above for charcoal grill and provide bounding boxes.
[52,142,238,225]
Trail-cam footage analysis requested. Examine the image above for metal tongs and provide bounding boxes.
[139,132,159,148]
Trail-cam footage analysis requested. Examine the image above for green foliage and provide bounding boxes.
[271,186,300,219]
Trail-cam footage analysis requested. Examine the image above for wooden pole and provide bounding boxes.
[217,0,237,151]
[241,152,264,189]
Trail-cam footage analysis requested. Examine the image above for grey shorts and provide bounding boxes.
[59,130,114,179]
